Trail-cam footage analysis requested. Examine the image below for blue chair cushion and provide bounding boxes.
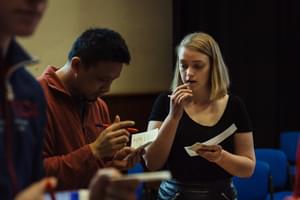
[128,163,144,199]
[255,148,288,190]
[266,191,292,200]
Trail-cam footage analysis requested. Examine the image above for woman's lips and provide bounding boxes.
[185,80,196,85]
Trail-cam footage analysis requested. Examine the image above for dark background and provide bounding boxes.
[173,0,300,148]
[105,0,300,148]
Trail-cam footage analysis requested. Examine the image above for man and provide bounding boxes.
[0,0,50,199]
[1,1,140,199]
[38,28,143,190]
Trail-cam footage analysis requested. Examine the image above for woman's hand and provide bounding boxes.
[168,84,193,119]
[196,144,224,163]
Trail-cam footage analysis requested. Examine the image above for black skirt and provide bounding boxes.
[157,179,237,200]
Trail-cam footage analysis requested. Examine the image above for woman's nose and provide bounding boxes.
[186,66,194,76]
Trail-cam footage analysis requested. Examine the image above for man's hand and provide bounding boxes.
[90,116,135,159]
[89,168,139,200]
[106,147,145,170]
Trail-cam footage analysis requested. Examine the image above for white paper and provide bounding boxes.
[112,170,171,182]
[131,128,159,149]
[203,124,237,145]
[184,143,202,157]
[184,124,237,157]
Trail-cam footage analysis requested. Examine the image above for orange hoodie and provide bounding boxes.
[38,66,111,190]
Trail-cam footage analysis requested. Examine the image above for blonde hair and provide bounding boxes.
[171,32,230,100]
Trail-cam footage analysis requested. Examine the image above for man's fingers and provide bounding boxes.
[108,160,128,170]
[110,134,130,145]
[105,129,130,141]
[104,121,135,133]
[119,147,135,154]
[114,147,134,159]
[114,115,121,123]
[139,148,146,156]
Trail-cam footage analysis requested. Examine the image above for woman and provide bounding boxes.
[144,32,255,200]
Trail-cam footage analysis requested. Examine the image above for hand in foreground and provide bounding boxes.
[285,196,300,200]
[106,146,145,170]
[15,177,57,200]
[90,115,134,159]
[89,168,139,200]
[196,144,224,163]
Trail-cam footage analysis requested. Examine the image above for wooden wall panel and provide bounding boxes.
[103,93,159,132]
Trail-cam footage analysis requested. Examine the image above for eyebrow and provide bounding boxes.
[180,60,205,64]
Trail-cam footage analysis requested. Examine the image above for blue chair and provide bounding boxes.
[280,131,300,176]
[128,162,144,200]
[233,160,271,200]
[255,148,292,200]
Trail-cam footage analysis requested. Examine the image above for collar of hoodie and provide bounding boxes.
[1,39,39,101]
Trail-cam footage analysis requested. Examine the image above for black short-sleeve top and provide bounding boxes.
[148,92,253,182]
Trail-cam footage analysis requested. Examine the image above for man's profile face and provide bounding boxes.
[0,0,47,37]
[74,61,123,102]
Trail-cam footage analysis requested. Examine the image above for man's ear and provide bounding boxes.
[70,56,81,75]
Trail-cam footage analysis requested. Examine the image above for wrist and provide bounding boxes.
[166,114,181,123]
[89,143,101,160]
[215,150,225,164]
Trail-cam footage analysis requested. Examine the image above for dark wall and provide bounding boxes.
[102,93,159,132]
[173,0,300,148]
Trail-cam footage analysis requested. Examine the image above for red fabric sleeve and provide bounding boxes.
[43,144,105,190]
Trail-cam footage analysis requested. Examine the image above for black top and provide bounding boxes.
[149,92,253,182]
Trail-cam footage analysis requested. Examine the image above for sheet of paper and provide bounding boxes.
[112,170,171,182]
[184,124,237,157]
[184,142,202,157]
[131,128,159,149]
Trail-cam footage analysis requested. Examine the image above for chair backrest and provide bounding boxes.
[255,148,289,191]
[280,131,300,164]
[128,163,144,200]
[233,160,271,200]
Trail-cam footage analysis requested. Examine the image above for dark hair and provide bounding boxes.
[68,28,130,66]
